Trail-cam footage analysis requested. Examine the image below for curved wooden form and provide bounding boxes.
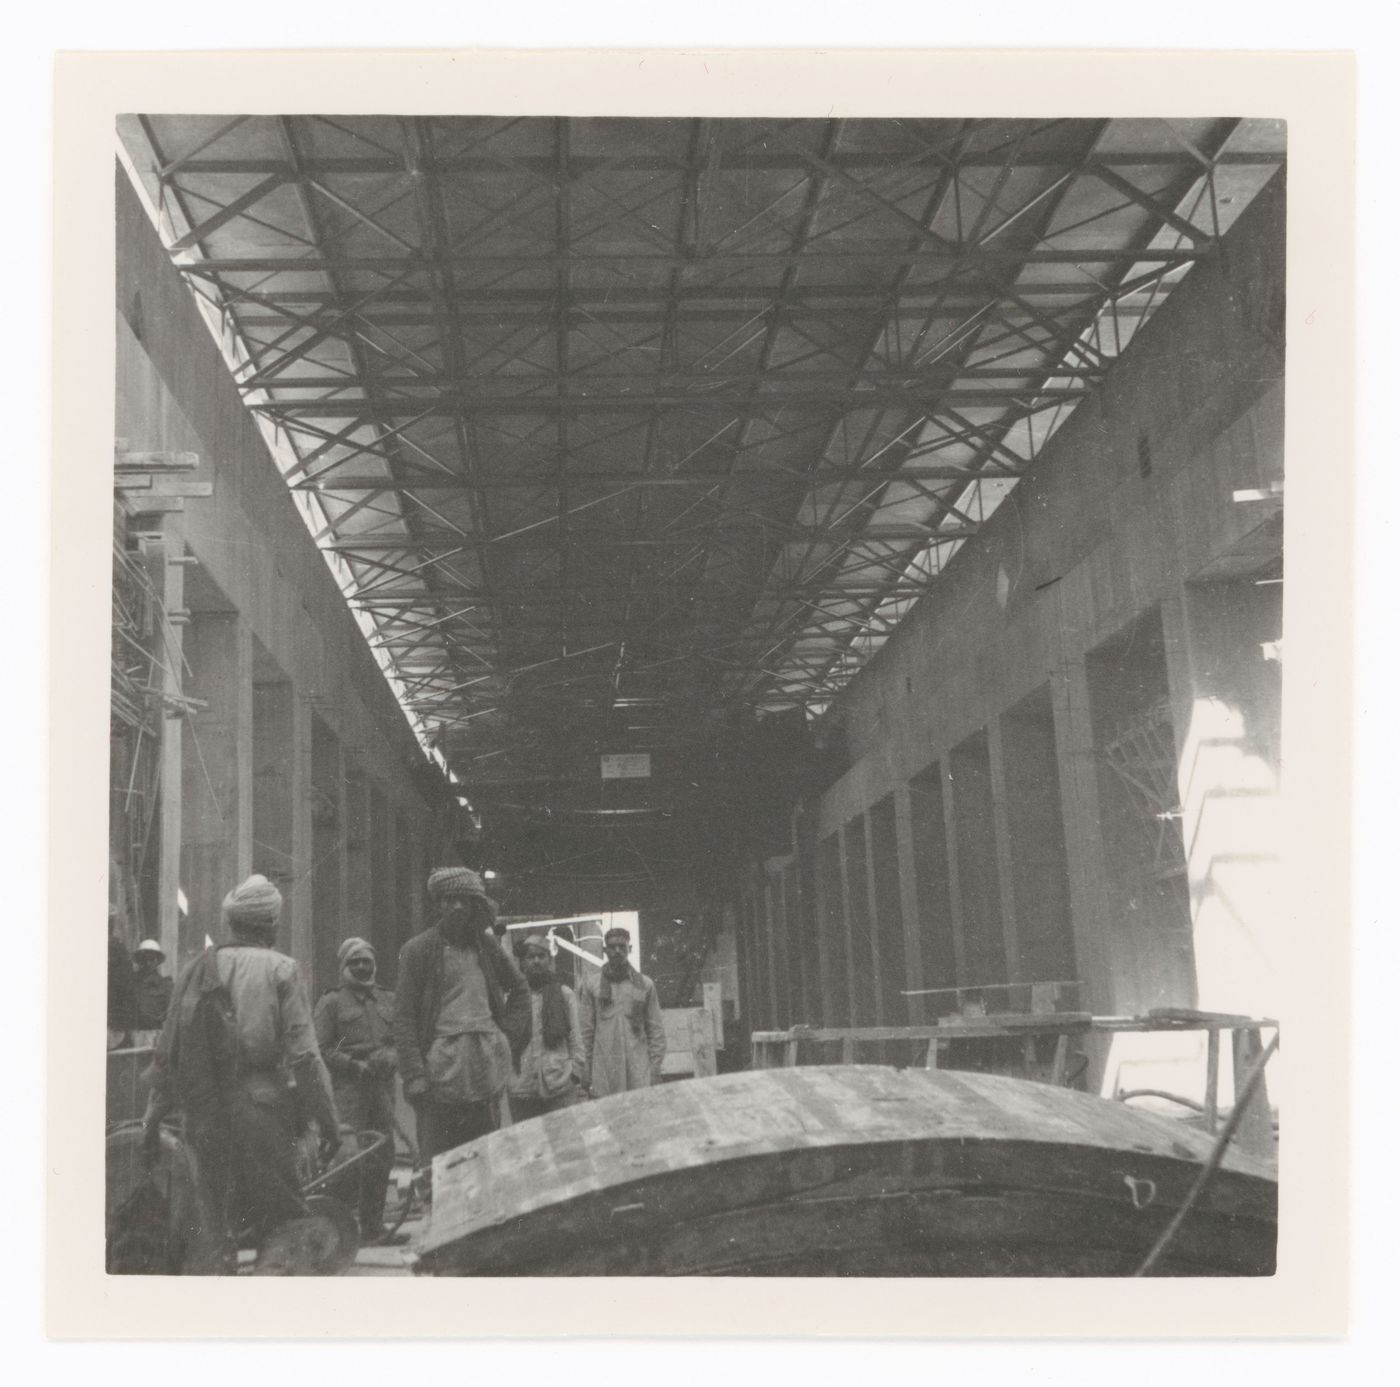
[416,1065,1276,1277]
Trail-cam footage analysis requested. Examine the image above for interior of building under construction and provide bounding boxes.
[106,114,1286,1275]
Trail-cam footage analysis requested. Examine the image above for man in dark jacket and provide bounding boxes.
[132,939,174,1036]
[393,867,530,1166]
[314,937,397,1241]
[107,914,139,1047]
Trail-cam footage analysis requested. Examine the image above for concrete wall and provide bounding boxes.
[114,171,442,992]
[734,173,1286,1096]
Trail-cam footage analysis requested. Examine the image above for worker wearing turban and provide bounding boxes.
[221,873,284,932]
[393,867,530,1170]
[142,873,341,1273]
[314,937,398,1241]
[506,934,585,1122]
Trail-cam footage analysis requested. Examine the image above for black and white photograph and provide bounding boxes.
[42,45,1358,1341]
[103,105,1291,1278]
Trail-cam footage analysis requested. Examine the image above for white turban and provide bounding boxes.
[222,874,282,927]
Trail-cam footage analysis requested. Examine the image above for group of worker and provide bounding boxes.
[131,864,667,1274]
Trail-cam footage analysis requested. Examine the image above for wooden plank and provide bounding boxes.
[945,1012,1095,1032]
[702,982,724,1049]
[1149,1007,1264,1027]
[754,1015,1271,1044]
[760,1020,1093,1044]
[661,1008,721,1078]
[122,496,186,514]
[115,450,200,471]
[688,1010,717,1078]
[149,481,214,498]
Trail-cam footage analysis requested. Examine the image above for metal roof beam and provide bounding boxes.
[167,172,290,252]
[736,123,1108,695]
[295,463,1023,491]
[165,149,1282,177]
[350,583,932,607]
[249,366,1098,392]
[322,525,979,552]
[231,281,1119,314]
[252,388,1089,418]
[178,246,1208,274]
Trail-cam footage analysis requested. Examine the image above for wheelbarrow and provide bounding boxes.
[106,1120,391,1275]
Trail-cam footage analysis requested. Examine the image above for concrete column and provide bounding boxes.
[252,674,294,952]
[1050,656,1117,1020]
[310,714,345,996]
[742,890,764,1031]
[369,782,393,963]
[868,795,906,1026]
[893,785,927,1025]
[985,717,1024,984]
[408,816,425,938]
[907,765,956,1012]
[764,873,785,1028]
[288,691,313,974]
[179,610,252,963]
[720,903,741,1026]
[793,808,820,1026]
[342,756,372,941]
[835,827,857,1026]
[843,816,877,1025]
[146,532,185,965]
[997,687,1077,992]
[948,729,1008,987]
[386,805,417,984]
[384,803,400,965]
[939,765,967,984]
[814,831,844,1026]
[781,860,807,1025]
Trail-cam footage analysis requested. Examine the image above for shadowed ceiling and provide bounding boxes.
[117,114,1285,887]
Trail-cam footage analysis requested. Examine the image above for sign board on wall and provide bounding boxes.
[600,752,651,780]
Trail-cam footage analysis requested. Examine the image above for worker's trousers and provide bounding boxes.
[412,1093,500,1166]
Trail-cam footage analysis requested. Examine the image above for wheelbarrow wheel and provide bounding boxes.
[253,1194,359,1276]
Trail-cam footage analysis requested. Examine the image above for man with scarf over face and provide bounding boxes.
[393,867,530,1165]
[313,938,397,1240]
[578,927,666,1098]
[506,935,585,1121]
[141,874,340,1274]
